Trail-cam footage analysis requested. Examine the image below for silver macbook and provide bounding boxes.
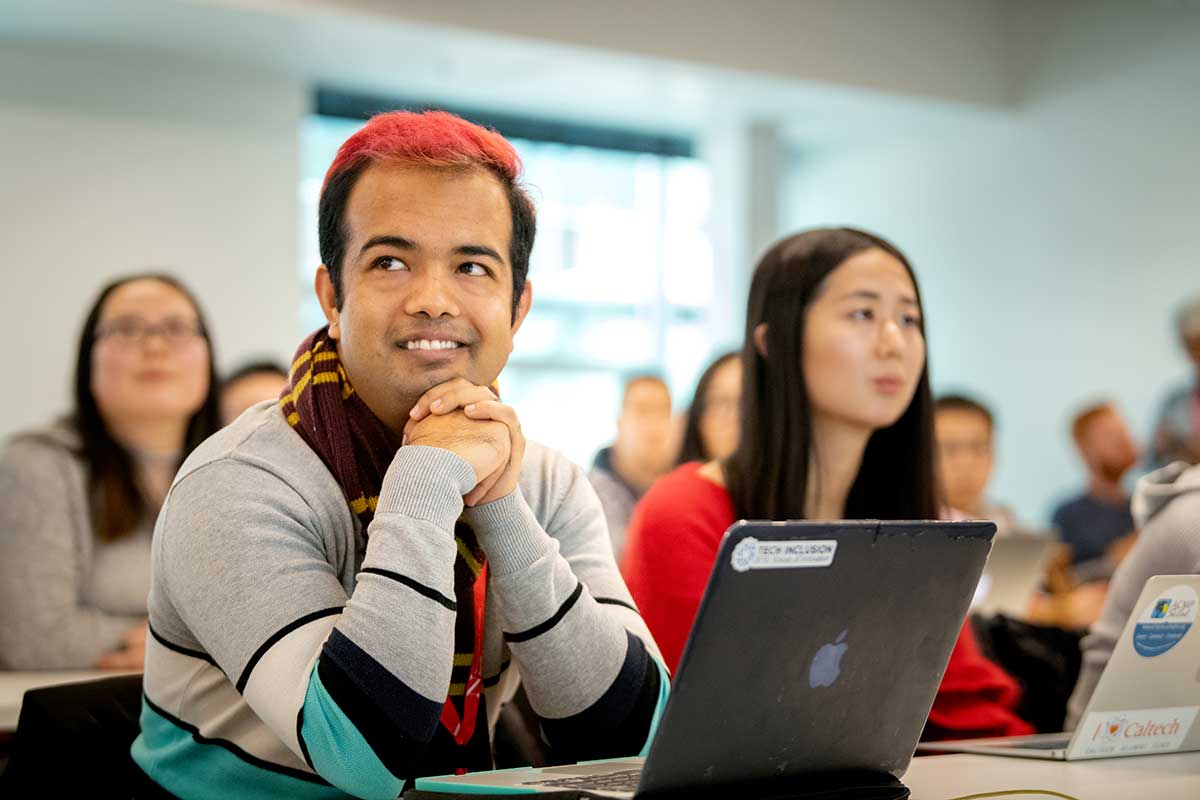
[415,519,996,797]
[970,530,1055,618]
[922,574,1200,760]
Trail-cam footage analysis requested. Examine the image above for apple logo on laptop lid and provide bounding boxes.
[809,628,849,688]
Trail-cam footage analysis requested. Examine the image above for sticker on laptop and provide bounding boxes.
[731,537,837,572]
[1132,584,1197,658]
[1071,706,1199,758]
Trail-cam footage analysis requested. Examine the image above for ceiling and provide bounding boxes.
[0,0,1016,145]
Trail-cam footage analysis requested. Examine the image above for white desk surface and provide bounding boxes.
[905,751,1200,799]
[0,670,140,732]
[4,677,1199,798]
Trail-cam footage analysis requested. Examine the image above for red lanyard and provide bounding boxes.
[439,563,487,747]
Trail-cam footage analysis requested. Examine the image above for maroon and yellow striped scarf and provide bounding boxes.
[281,327,490,762]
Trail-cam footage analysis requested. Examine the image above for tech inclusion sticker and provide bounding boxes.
[1132,584,1197,658]
[731,538,837,572]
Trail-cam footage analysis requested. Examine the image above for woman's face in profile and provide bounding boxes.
[90,278,211,428]
[802,248,925,433]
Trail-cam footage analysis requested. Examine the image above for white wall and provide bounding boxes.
[0,43,305,441]
[781,3,1200,524]
[333,0,1010,106]
[3,0,1198,516]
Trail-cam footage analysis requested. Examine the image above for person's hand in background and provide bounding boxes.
[95,620,147,670]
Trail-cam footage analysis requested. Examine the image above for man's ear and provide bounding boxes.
[315,265,341,339]
[510,279,533,337]
[753,322,768,356]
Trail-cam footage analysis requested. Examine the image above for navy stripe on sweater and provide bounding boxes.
[359,567,457,611]
[537,631,660,762]
[236,607,343,693]
[594,597,640,614]
[143,694,332,786]
[313,628,443,778]
[503,582,584,643]
[148,623,219,667]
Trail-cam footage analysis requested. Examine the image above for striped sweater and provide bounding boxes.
[131,402,667,799]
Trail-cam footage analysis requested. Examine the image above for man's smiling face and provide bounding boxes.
[316,161,531,434]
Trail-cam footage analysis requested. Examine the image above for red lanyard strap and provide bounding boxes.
[439,563,487,747]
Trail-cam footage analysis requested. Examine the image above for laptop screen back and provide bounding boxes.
[639,520,995,794]
[1066,574,1200,759]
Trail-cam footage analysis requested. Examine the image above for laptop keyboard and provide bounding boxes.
[527,767,643,792]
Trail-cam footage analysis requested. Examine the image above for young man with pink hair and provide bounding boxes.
[131,111,666,799]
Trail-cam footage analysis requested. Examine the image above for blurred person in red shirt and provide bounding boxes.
[622,228,1033,741]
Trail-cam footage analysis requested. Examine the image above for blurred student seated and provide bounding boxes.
[1050,401,1139,582]
[219,359,288,425]
[676,351,740,466]
[1066,460,1200,728]
[935,394,1020,534]
[588,374,676,558]
[0,274,220,670]
[622,227,1033,741]
[1149,296,1200,468]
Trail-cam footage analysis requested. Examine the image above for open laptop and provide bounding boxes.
[922,574,1200,760]
[970,530,1055,618]
[415,519,996,797]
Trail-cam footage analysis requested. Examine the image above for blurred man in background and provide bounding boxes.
[589,375,676,557]
[219,360,288,425]
[1051,402,1139,578]
[935,394,1020,534]
[1149,296,1200,468]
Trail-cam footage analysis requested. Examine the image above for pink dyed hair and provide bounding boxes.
[322,110,523,191]
[317,110,536,316]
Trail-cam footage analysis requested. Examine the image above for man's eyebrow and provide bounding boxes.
[356,238,505,264]
[835,289,919,305]
[358,235,416,256]
[455,244,505,262]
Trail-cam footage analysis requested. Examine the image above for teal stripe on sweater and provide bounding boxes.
[639,656,671,757]
[300,661,407,800]
[131,698,348,800]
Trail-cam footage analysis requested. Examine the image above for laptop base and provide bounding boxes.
[635,770,909,800]
[918,733,1071,760]
[409,769,910,799]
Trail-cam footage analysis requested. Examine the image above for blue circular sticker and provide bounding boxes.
[1132,585,1197,658]
[731,537,758,573]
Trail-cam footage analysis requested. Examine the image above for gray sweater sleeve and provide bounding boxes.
[1066,491,1200,729]
[158,444,475,797]
[0,437,140,669]
[464,448,667,761]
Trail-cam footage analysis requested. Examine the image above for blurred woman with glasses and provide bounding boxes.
[0,274,220,669]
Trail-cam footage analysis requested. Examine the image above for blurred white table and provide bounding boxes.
[905,752,1200,799]
[0,670,139,731]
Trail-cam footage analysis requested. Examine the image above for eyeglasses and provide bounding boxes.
[937,440,992,458]
[702,395,740,415]
[94,318,205,346]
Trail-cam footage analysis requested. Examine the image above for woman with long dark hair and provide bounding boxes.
[0,273,220,669]
[622,228,1032,740]
[676,350,741,465]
